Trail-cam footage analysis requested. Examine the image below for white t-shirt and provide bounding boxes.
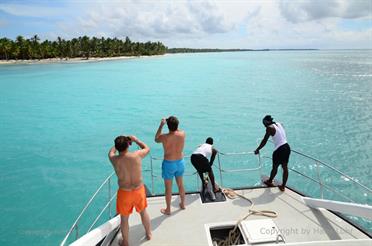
[271,123,287,150]
[193,143,213,159]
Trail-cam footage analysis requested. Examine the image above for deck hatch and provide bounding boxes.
[239,219,284,244]
[205,222,246,246]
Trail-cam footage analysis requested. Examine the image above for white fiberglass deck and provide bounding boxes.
[110,187,370,245]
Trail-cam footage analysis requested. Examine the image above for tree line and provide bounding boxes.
[0,35,167,60]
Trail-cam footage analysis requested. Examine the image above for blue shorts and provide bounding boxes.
[162,159,185,180]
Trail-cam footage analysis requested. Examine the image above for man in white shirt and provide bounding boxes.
[190,137,219,193]
[254,115,291,191]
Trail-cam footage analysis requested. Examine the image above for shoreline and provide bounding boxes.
[0,54,167,65]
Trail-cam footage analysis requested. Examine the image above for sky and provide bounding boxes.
[0,0,371,49]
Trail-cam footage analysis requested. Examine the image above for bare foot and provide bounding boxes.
[160,208,171,215]
[279,185,285,192]
[146,232,152,240]
[264,180,275,187]
[119,239,127,246]
[179,203,185,210]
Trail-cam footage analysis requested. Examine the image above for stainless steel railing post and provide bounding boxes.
[108,177,112,219]
[75,224,78,240]
[217,153,223,187]
[195,173,198,191]
[316,161,324,199]
[150,156,155,195]
[196,172,200,191]
[258,153,262,178]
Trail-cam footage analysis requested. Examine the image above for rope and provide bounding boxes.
[213,188,278,246]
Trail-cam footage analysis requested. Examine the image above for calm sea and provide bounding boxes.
[0,50,371,245]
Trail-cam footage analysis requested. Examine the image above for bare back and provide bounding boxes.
[161,130,185,160]
[110,151,143,190]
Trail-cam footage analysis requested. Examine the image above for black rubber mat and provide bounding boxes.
[200,180,226,203]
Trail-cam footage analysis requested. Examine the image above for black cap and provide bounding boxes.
[262,115,273,126]
[263,115,273,122]
[206,137,213,145]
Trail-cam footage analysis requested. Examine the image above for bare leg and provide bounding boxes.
[268,163,279,183]
[279,163,288,191]
[161,179,172,215]
[197,171,206,192]
[120,215,129,246]
[197,171,204,183]
[140,209,152,240]
[175,176,185,209]
[208,170,219,192]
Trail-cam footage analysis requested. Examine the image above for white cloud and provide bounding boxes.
[69,0,240,39]
[279,0,372,23]
[0,3,63,18]
[52,0,372,49]
[215,0,372,49]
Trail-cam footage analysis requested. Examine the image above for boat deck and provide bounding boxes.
[111,187,370,245]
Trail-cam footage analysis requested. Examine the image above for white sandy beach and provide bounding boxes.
[0,54,166,65]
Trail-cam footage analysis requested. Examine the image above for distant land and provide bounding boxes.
[167,48,318,53]
[0,35,318,63]
[0,35,167,61]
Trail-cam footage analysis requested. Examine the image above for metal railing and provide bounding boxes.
[60,171,116,246]
[290,149,372,195]
[60,151,257,245]
[262,149,372,201]
[216,151,261,187]
[61,149,371,245]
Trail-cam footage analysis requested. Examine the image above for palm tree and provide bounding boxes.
[0,38,13,60]
[40,41,48,59]
[81,36,90,59]
[1,35,168,60]
[16,35,26,59]
[90,37,98,57]
[30,34,40,59]
[24,39,32,59]
[57,36,64,59]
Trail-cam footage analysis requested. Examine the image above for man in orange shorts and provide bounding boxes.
[108,135,151,246]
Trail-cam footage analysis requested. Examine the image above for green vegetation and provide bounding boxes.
[0,35,319,61]
[0,35,167,60]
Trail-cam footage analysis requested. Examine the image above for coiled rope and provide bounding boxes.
[213,188,278,246]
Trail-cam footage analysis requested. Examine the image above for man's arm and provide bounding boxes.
[108,146,117,163]
[131,135,150,158]
[254,127,272,154]
[210,148,218,165]
[154,118,166,143]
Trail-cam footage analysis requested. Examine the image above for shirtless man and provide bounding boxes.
[155,116,186,215]
[108,135,151,246]
[254,115,291,192]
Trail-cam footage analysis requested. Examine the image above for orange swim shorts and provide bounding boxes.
[116,185,147,216]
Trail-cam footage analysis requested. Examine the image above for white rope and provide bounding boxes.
[213,188,278,246]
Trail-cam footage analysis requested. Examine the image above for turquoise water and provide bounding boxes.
[0,51,371,245]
